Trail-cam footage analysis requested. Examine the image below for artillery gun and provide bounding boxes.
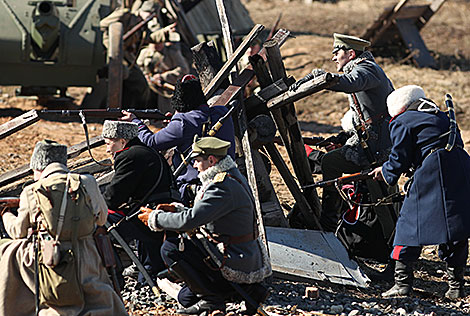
[0,0,118,105]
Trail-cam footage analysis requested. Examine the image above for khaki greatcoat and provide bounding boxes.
[0,163,128,316]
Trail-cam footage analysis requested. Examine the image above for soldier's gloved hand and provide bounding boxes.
[120,110,137,122]
[289,69,326,92]
[138,206,154,226]
[156,203,177,213]
[289,73,313,92]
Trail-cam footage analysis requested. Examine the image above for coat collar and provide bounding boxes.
[39,162,69,180]
[343,50,375,74]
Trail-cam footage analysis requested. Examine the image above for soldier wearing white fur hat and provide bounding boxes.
[0,140,127,315]
[102,120,178,283]
[370,85,470,299]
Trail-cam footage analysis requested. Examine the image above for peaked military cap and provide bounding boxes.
[30,140,67,171]
[102,120,138,140]
[332,33,371,54]
[190,136,231,158]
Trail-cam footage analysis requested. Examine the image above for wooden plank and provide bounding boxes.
[191,41,226,90]
[416,0,447,30]
[368,0,410,45]
[0,110,39,140]
[394,5,428,20]
[0,136,105,188]
[267,73,339,111]
[107,22,123,108]
[244,78,289,120]
[210,29,291,107]
[264,40,322,227]
[264,143,321,229]
[395,18,436,68]
[203,23,265,98]
[214,0,268,247]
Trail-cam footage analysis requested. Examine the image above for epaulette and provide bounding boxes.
[213,172,227,183]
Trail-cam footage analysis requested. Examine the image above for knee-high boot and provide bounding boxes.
[445,266,465,299]
[382,260,413,298]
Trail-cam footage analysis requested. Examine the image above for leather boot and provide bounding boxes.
[445,266,465,299]
[242,283,270,315]
[319,189,343,232]
[382,260,413,298]
[176,298,226,315]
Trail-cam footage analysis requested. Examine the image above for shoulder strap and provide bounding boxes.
[54,173,71,243]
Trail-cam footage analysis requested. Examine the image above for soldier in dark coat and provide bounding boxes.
[291,33,395,232]
[138,137,271,315]
[102,120,178,281]
[121,75,236,205]
[370,85,470,299]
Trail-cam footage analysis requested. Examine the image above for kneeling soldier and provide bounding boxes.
[139,136,272,315]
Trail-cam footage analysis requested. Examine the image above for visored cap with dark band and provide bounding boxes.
[190,136,231,158]
[332,33,371,54]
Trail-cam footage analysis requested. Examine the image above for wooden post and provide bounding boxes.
[264,39,322,229]
[191,41,226,91]
[107,22,124,109]
[214,0,268,246]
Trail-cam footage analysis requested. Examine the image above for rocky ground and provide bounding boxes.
[1,0,470,315]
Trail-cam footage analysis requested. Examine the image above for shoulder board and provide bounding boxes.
[213,172,227,183]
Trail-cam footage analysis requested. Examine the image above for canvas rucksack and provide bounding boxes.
[32,172,95,307]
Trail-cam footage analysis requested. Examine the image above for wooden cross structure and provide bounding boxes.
[0,2,342,235]
[361,0,447,68]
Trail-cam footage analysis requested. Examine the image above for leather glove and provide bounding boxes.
[289,69,326,92]
[138,206,154,227]
[156,203,177,212]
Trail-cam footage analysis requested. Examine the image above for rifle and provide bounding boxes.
[0,197,20,209]
[39,108,168,121]
[302,169,374,189]
[172,100,240,178]
[123,11,158,42]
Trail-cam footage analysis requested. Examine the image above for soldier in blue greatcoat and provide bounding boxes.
[138,136,271,315]
[370,85,470,299]
[121,75,235,205]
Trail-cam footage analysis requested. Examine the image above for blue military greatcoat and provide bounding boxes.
[133,105,235,200]
[382,110,470,246]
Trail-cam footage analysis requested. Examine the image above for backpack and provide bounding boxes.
[32,173,95,307]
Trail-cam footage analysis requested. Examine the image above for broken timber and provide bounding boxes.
[0,110,40,140]
[264,39,323,229]
[267,73,339,110]
[361,0,447,68]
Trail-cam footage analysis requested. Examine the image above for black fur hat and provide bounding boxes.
[170,75,207,112]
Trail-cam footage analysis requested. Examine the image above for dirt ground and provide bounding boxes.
[1,0,470,312]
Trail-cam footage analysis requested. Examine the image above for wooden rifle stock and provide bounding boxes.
[303,170,373,189]
[123,11,158,42]
[93,226,121,295]
[0,197,20,209]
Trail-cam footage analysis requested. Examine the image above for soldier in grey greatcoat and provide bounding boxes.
[291,33,395,232]
[138,137,271,315]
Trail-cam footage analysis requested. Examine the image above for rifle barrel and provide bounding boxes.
[39,109,168,120]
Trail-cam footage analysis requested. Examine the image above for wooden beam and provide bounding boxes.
[369,0,410,46]
[0,110,39,140]
[264,40,322,227]
[107,22,124,108]
[0,136,105,188]
[191,41,226,90]
[267,73,339,111]
[210,29,291,107]
[203,24,265,98]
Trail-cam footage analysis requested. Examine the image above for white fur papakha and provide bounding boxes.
[387,85,426,117]
[102,120,138,140]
